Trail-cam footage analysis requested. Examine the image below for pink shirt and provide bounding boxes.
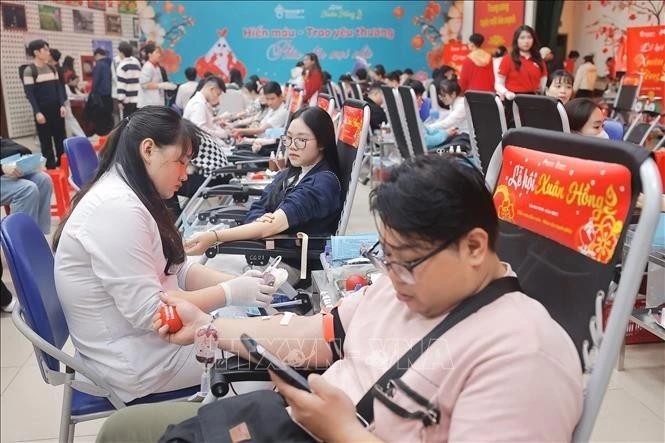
[322,263,583,442]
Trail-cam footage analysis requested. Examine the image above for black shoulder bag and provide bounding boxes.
[159,276,521,443]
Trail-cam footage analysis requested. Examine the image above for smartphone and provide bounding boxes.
[240,333,311,391]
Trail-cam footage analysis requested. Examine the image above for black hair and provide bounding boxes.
[266,107,341,209]
[184,67,197,81]
[547,69,573,87]
[196,75,226,93]
[568,50,580,59]
[50,48,62,62]
[263,81,282,96]
[431,67,442,80]
[118,41,134,58]
[322,71,332,82]
[440,65,457,79]
[249,74,260,84]
[387,70,401,83]
[606,57,614,63]
[403,78,425,96]
[229,68,243,87]
[243,80,259,94]
[26,39,49,57]
[304,52,322,72]
[565,98,602,132]
[370,155,498,249]
[339,73,352,82]
[62,56,75,72]
[510,25,543,72]
[295,61,304,68]
[93,48,106,57]
[403,68,414,75]
[355,68,368,80]
[373,64,386,78]
[583,54,594,64]
[438,78,462,97]
[143,42,159,60]
[368,81,383,94]
[469,33,485,48]
[494,45,507,58]
[53,107,201,273]
[67,75,79,93]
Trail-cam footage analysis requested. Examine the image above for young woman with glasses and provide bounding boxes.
[185,106,343,276]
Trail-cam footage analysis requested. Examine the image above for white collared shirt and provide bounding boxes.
[54,167,196,401]
[183,91,228,139]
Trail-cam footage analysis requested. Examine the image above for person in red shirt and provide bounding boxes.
[564,50,580,75]
[496,25,547,100]
[302,52,323,103]
[459,33,495,92]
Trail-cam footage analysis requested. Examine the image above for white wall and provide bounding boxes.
[0,1,137,138]
[561,0,663,65]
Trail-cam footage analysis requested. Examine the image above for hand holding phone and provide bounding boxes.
[240,333,311,391]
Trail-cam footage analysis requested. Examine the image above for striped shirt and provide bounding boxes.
[22,63,66,113]
[116,56,141,105]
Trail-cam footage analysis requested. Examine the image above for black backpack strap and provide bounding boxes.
[355,276,522,425]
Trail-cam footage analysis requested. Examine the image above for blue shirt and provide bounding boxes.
[246,160,343,236]
[92,57,113,97]
[419,96,432,121]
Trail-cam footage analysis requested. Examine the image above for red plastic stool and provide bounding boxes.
[46,155,72,220]
[93,135,108,153]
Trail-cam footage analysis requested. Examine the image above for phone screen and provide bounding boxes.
[240,333,311,391]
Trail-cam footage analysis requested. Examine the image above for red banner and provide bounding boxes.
[494,146,632,264]
[626,25,665,103]
[442,41,469,74]
[339,106,364,148]
[473,1,525,53]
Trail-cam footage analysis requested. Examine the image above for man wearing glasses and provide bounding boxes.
[99,155,582,442]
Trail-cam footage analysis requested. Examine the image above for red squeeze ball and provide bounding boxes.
[345,274,369,291]
[160,305,183,333]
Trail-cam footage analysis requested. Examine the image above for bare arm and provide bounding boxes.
[184,263,235,290]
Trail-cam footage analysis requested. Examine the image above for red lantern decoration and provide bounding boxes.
[393,6,404,19]
[412,35,425,50]
[177,4,185,14]
[163,1,173,13]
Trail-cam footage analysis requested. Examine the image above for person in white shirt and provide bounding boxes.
[427,79,469,135]
[183,76,227,139]
[137,43,176,108]
[116,41,141,118]
[573,54,598,98]
[52,106,276,402]
[175,67,198,111]
[230,81,287,140]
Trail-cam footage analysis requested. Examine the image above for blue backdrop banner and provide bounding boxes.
[141,1,464,83]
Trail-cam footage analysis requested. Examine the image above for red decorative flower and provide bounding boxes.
[412,35,425,50]
[160,48,181,74]
[393,6,404,19]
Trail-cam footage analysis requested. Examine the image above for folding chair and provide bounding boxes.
[380,85,412,159]
[513,94,570,132]
[397,85,427,156]
[0,214,199,443]
[623,113,659,145]
[429,82,440,112]
[205,99,371,277]
[327,81,344,109]
[611,73,642,123]
[349,82,363,100]
[464,91,507,174]
[485,127,662,442]
[63,136,99,190]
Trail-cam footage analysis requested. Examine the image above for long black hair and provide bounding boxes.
[304,52,322,73]
[510,25,543,72]
[53,106,200,274]
[229,68,243,88]
[265,106,340,210]
[564,98,601,132]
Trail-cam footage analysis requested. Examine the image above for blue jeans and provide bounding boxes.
[0,172,53,234]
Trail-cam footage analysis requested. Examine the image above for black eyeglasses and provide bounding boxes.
[280,135,314,150]
[361,239,455,284]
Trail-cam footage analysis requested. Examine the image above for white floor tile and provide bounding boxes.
[0,314,35,368]
[1,366,20,394]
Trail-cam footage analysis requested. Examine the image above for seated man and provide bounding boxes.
[365,82,388,132]
[0,137,53,236]
[230,81,288,154]
[98,155,583,442]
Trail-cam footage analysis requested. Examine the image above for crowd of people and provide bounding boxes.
[0,18,659,442]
